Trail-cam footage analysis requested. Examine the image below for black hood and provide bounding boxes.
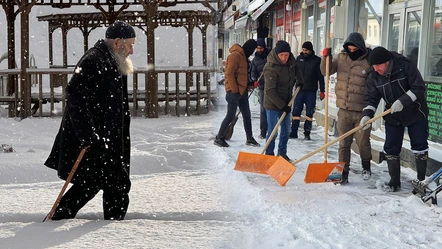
[343,32,367,54]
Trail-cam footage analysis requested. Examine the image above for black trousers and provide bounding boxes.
[384,118,429,156]
[217,91,253,139]
[57,168,131,220]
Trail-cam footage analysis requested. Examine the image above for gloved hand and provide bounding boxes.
[254,81,259,88]
[296,82,304,90]
[281,105,291,114]
[391,100,403,113]
[320,92,325,101]
[322,47,332,57]
[359,116,371,131]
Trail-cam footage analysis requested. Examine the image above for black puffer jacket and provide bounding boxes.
[45,39,131,184]
[363,51,428,126]
[251,49,269,89]
[297,51,324,92]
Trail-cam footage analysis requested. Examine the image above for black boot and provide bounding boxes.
[362,160,372,180]
[385,154,401,191]
[415,152,428,181]
[339,170,349,184]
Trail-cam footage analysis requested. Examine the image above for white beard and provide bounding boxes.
[114,51,134,75]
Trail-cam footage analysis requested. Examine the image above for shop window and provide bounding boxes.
[427,3,442,78]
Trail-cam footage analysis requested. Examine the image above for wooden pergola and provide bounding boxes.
[0,0,227,118]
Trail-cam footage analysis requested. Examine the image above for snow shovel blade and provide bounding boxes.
[234,152,283,174]
[304,162,344,183]
[265,158,297,186]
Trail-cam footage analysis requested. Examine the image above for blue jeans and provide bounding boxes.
[291,90,316,135]
[265,109,291,156]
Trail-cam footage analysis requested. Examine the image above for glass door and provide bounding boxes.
[386,4,422,60]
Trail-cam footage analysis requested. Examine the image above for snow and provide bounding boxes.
[1,92,442,248]
[1,4,442,249]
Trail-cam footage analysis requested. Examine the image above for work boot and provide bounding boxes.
[246,137,260,147]
[214,136,229,147]
[386,154,401,189]
[415,152,428,181]
[362,160,372,180]
[339,170,349,184]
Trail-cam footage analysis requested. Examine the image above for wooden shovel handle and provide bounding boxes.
[292,109,392,165]
[44,148,87,222]
[260,86,301,154]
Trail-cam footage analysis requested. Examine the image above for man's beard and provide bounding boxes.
[114,50,134,75]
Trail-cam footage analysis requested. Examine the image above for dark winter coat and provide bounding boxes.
[224,44,249,95]
[363,51,428,127]
[263,49,304,111]
[320,32,371,111]
[45,39,131,184]
[251,49,269,89]
[297,51,325,92]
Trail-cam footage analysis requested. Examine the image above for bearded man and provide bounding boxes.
[45,21,135,220]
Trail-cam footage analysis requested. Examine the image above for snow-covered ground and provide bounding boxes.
[1,91,442,248]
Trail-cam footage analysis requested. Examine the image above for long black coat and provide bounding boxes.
[45,39,131,184]
[363,51,428,127]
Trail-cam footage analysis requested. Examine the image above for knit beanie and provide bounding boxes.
[369,46,392,66]
[302,41,313,51]
[242,39,258,58]
[275,40,291,54]
[256,38,266,48]
[106,21,136,39]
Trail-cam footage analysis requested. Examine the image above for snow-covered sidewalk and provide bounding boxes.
[0,95,442,248]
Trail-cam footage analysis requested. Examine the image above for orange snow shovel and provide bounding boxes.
[267,109,392,186]
[234,86,301,174]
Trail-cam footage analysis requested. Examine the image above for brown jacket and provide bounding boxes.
[320,38,371,112]
[224,44,249,95]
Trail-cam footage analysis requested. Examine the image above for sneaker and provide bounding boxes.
[246,137,260,147]
[304,134,311,140]
[258,134,266,139]
[289,132,298,139]
[362,170,372,180]
[214,137,229,147]
[280,155,292,162]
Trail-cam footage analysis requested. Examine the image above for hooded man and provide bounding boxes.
[321,32,372,184]
[361,46,429,192]
[214,39,260,148]
[251,38,270,139]
[290,41,325,140]
[45,21,135,220]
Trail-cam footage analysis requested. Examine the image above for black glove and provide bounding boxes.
[296,82,304,90]
[281,105,291,114]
